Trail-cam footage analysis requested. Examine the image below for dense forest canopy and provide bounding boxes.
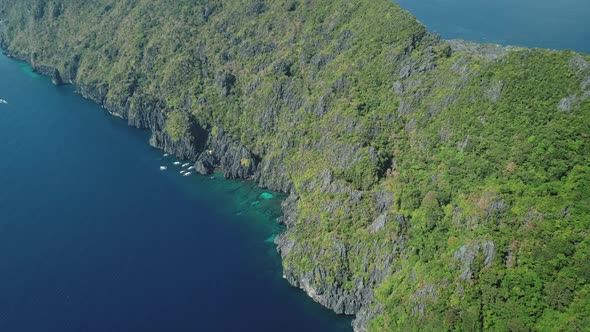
[0,0,588,330]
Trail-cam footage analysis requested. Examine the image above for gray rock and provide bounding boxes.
[570,54,589,73]
[196,127,258,179]
[454,240,496,281]
[352,306,379,332]
[374,190,394,214]
[29,64,64,85]
[50,68,64,85]
[194,159,214,175]
[398,63,413,79]
[482,240,495,266]
[333,76,350,92]
[149,125,203,161]
[276,233,296,257]
[392,81,404,94]
[558,94,578,112]
[454,243,480,281]
[215,72,236,97]
[446,39,523,61]
[313,95,328,116]
[451,57,472,74]
[394,214,408,235]
[457,134,471,152]
[368,213,387,234]
[453,206,463,225]
[410,284,438,317]
[486,199,507,220]
[486,80,504,102]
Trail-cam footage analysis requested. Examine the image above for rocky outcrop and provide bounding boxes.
[0,47,65,84]
[150,128,204,161]
[277,195,367,316]
[194,127,258,179]
[410,284,439,317]
[368,213,388,234]
[194,153,216,175]
[254,155,295,194]
[446,39,523,61]
[558,94,579,112]
[276,233,401,331]
[34,65,64,85]
[274,171,402,331]
[453,240,496,281]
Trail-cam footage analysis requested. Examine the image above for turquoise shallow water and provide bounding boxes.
[0,53,351,331]
[395,0,590,54]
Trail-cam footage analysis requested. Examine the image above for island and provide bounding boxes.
[0,0,588,330]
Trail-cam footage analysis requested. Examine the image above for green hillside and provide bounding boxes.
[1,0,588,330]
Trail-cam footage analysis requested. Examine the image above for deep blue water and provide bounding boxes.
[0,53,351,331]
[395,0,590,54]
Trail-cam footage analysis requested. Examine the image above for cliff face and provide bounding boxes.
[1,0,589,330]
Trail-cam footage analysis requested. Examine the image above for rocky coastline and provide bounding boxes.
[0,42,375,330]
[1,1,587,329]
[0,34,538,331]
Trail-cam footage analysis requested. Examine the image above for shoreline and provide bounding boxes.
[0,45,357,328]
[2,0,587,326]
[0,35,544,331]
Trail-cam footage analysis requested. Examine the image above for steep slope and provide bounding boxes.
[1,0,588,330]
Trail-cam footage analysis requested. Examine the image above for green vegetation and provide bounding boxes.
[165,110,190,142]
[1,0,588,330]
[240,157,251,168]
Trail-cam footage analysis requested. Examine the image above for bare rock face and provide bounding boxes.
[194,154,216,175]
[570,54,589,73]
[453,240,496,281]
[486,80,504,102]
[558,94,579,112]
[410,284,438,317]
[446,39,522,61]
[197,127,258,179]
[368,213,388,234]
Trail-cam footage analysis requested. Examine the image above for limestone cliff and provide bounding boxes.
[1,0,588,330]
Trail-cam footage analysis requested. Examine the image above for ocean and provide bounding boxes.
[395,0,590,54]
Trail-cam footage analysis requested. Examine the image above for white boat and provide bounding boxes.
[173,161,181,165]
[180,170,187,174]
[160,166,167,171]
[187,166,195,170]
[0,99,7,104]
[163,153,169,157]
[182,163,190,167]
[183,172,192,176]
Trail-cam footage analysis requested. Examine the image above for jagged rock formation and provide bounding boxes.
[0,0,588,331]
